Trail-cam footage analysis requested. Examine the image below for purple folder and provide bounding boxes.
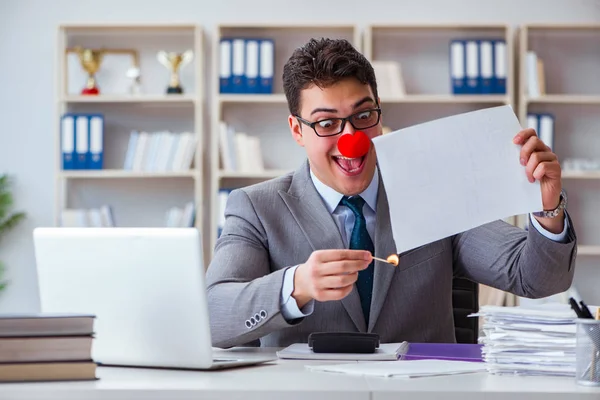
[400,343,483,362]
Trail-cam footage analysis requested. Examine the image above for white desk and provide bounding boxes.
[1,348,599,400]
[366,372,600,400]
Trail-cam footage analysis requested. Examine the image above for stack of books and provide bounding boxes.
[472,304,577,376]
[218,121,264,173]
[122,130,197,172]
[526,51,546,98]
[0,313,97,382]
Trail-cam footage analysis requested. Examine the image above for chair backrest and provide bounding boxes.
[452,278,479,344]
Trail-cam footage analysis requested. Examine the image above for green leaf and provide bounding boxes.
[0,174,23,292]
[0,174,24,237]
[0,212,26,234]
[0,191,12,204]
[0,192,13,221]
[0,175,10,196]
[0,261,7,292]
[0,174,15,222]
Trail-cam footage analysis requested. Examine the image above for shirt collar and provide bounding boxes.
[310,166,379,214]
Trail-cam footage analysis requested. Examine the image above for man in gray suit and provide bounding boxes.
[206,38,577,349]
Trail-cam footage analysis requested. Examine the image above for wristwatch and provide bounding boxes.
[533,189,567,218]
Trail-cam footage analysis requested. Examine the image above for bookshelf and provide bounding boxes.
[209,23,361,255]
[51,22,598,287]
[518,24,600,300]
[55,23,207,258]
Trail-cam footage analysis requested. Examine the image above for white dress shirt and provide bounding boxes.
[279,167,569,320]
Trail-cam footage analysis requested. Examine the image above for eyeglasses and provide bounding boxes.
[295,107,382,137]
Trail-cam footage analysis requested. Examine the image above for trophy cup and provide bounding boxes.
[67,47,139,96]
[126,66,142,95]
[157,50,193,94]
[73,46,105,95]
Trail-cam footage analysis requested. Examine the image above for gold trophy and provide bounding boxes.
[67,47,139,96]
[157,50,193,94]
[73,46,105,95]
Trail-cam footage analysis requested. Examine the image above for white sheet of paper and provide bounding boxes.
[306,359,487,378]
[372,105,542,254]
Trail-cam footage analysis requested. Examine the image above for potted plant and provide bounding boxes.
[0,174,26,292]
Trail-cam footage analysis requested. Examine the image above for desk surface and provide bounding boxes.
[1,348,599,400]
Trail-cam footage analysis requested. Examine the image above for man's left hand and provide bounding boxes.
[513,128,564,233]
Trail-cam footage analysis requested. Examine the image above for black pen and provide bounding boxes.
[579,300,594,319]
[569,297,585,318]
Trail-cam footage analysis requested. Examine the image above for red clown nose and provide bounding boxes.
[337,131,371,158]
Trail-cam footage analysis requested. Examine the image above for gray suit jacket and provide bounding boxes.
[206,160,577,349]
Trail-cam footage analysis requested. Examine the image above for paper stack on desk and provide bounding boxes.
[471,304,578,376]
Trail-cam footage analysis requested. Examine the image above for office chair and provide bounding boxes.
[451,277,479,344]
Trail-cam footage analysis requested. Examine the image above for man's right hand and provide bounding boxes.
[292,249,372,308]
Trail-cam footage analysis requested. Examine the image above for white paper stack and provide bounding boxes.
[471,304,578,376]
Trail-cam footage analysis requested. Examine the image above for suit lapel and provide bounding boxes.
[368,177,397,332]
[278,160,366,332]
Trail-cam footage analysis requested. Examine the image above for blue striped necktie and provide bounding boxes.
[340,195,374,326]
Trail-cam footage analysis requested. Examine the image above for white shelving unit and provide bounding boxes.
[55,23,208,259]
[518,24,600,303]
[52,22,598,285]
[209,23,361,255]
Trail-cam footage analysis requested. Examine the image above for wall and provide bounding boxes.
[0,0,599,312]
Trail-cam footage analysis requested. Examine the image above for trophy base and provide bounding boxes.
[167,86,183,94]
[82,87,100,95]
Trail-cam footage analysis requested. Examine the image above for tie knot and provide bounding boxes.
[340,195,366,217]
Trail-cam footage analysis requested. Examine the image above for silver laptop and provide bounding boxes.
[33,227,275,370]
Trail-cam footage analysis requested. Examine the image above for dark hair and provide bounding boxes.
[282,38,378,117]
